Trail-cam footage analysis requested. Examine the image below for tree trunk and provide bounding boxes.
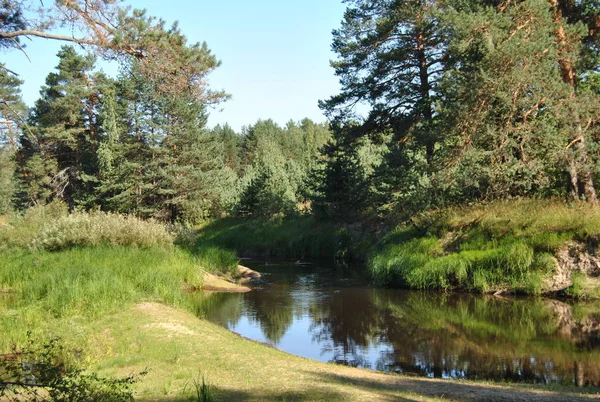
[577,136,598,202]
[551,0,598,203]
[416,27,434,165]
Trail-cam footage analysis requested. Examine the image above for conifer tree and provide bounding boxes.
[17,46,100,207]
[440,0,600,201]
[321,0,449,164]
[312,123,370,222]
[0,64,25,213]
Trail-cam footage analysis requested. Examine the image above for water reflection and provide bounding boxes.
[195,261,600,386]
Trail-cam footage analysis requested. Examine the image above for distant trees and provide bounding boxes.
[6,44,331,222]
[236,119,331,218]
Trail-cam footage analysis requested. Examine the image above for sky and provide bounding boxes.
[3,0,348,132]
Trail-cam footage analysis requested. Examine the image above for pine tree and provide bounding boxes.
[0,64,25,213]
[321,0,449,164]
[439,0,600,201]
[312,123,370,222]
[17,46,100,208]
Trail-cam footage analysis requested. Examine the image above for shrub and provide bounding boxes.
[29,212,174,251]
[0,337,142,402]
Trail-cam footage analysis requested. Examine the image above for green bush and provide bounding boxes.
[29,212,174,251]
[0,337,142,402]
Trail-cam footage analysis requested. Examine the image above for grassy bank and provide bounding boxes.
[194,199,599,297]
[0,206,241,347]
[370,199,600,297]
[196,216,372,260]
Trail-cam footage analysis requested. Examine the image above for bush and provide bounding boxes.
[29,212,174,251]
[0,337,142,402]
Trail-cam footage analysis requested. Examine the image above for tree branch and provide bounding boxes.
[0,65,19,76]
[0,30,96,46]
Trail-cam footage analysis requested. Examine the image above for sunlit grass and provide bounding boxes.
[370,199,600,295]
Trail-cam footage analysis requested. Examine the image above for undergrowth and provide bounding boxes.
[0,201,173,252]
[0,336,142,402]
[196,216,371,260]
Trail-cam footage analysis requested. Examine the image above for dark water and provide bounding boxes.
[192,260,600,386]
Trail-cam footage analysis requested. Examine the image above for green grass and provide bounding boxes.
[0,246,209,345]
[85,302,591,401]
[196,216,371,260]
[370,199,600,296]
[0,244,241,349]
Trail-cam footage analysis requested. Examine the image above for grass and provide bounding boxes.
[0,246,212,346]
[370,199,600,296]
[83,302,594,401]
[0,201,597,400]
[0,246,244,345]
[196,216,371,260]
[0,201,174,252]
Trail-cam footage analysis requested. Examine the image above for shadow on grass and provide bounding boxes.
[135,383,419,402]
[308,371,599,402]
[135,389,343,402]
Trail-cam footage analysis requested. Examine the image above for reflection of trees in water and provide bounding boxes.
[187,292,244,328]
[370,292,600,385]
[308,289,384,367]
[196,265,600,386]
[243,285,295,344]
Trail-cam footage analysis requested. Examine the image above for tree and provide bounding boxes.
[439,0,600,202]
[0,64,25,213]
[321,0,449,164]
[17,46,100,207]
[0,0,25,52]
[312,123,371,222]
[0,1,228,107]
[92,61,235,223]
[548,0,600,202]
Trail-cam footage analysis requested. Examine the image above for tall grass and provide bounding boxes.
[0,246,211,346]
[0,204,241,346]
[370,199,598,295]
[0,203,173,252]
[1,247,204,316]
[30,212,174,251]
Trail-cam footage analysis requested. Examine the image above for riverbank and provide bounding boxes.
[0,207,597,399]
[85,301,600,401]
[3,249,593,401]
[370,199,600,298]
[197,199,600,298]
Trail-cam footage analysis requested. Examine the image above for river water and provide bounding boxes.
[193,260,600,386]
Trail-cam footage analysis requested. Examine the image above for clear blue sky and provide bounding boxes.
[3,1,347,131]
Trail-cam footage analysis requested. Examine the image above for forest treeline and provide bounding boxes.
[2,0,600,225]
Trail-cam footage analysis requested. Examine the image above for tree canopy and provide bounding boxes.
[0,0,228,104]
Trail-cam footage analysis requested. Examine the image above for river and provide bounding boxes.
[192,260,600,387]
